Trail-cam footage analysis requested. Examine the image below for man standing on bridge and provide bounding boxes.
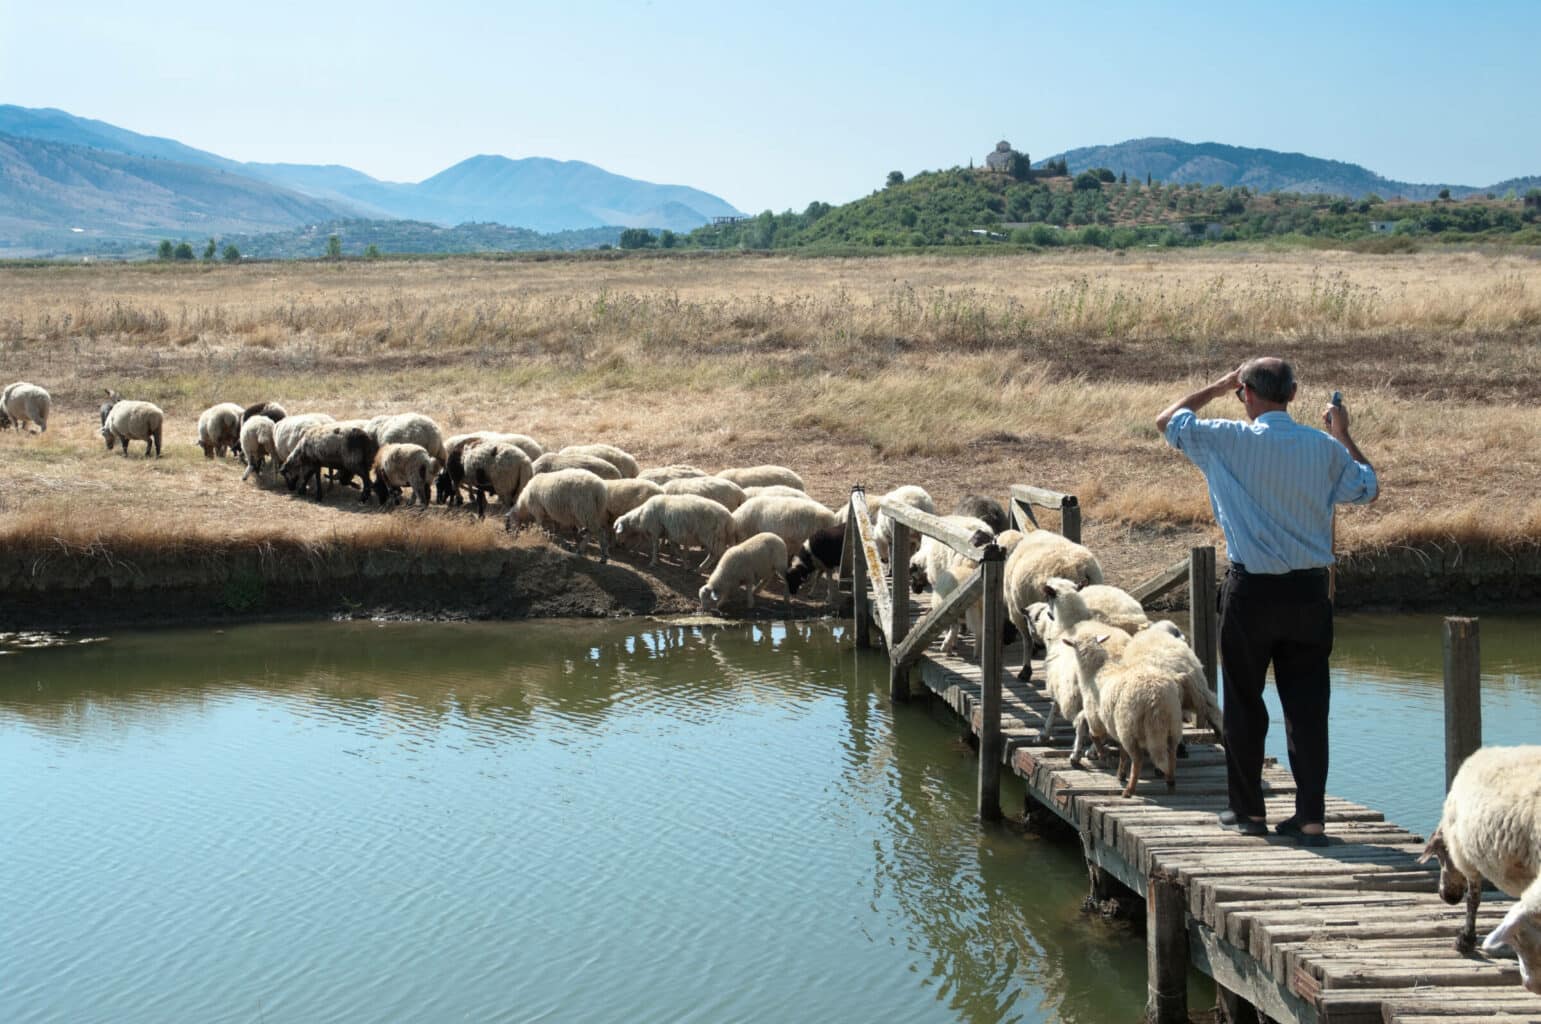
[1156,358,1377,846]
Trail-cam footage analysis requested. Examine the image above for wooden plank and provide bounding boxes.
[1131,556,1191,604]
[1189,920,1316,1024]
[1189,546,1218,693]
[879,500,992,560]
[1010,483,1075,513]
[849,488,892,647]
[850,503,871,649]
[889,519,912,700]
[1148,870,1191,1023]
[890,566,983,667]
[977,548,1006,822]
[1442,617,1481,791]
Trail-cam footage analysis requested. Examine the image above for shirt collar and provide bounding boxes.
[1255,410,1295,425]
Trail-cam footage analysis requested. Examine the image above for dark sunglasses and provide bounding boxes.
[1234,382,1248,400]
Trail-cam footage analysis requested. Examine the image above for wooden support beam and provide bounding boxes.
[1189,546,1218,694]
[1060,496,1081,544]
[1147,870,1191,1024]
[889,520,912,701]
[1130,557,1191,605]
[880,500,991,560]
[1442,616,1481,791]
[1010,483,1074,511]
[977,544,1006,822]
[1010,496,1040,533]
[890,566,983,667]
[850,492,871,649]
[850,488,892,648]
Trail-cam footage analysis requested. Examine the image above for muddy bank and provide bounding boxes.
[0,539,1537,631]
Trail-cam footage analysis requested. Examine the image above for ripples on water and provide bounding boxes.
[2,613,1534,1024]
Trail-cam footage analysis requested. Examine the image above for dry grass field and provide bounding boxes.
[3,247,1539,602]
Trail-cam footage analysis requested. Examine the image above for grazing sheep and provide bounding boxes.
[99,397,164,458]
[874,485,936,565]
[239,415,277,481]
[743,484,809,501]
[787,524,846,603]
[716,465,806,491]
[371,443,442,507]
[954,494,1010,535]
[1062,627,1182,797]
[1419,745,1541,983]
[513,468,609,561]
[1,382,51,433]
[279,423,377,502]
[614,494,735,569]
[731,494,839,555]
[196,402,245,458]
[1003,530,1105,682]
[273,413,336,464]
[242,401,287,424]
[638,464,706,485]
[439,433,546,504]
[928,549,1023,663]
[664,475,747,511]
[603,478,666,540]
[561,443,639,478]
[532,450,623,480]
[462,441,533,526]
[699,532,789,613]
[367,413,446,462]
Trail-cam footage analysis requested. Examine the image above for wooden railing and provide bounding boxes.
[1008,484,1080,543]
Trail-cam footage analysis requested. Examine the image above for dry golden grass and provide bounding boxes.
[2,249,1539,589]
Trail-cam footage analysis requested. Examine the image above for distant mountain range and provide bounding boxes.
[1036,138,1541,201]
[0,105,740,255]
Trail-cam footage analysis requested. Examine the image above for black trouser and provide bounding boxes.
[1219,566,1333,824]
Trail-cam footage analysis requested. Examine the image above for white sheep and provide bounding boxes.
[1064,626,1134,768]
[99,398,164,458]
[1041,618,1114,740]
[462,441,534,526]
[1004,529,1105,682]
[196,402,245,458]
[731,494,839,555]
[532,450,623,480]
[699,532,789,613]
[1041,580,1150,636]
[239,415,277,481]
[907,514,994,595]
[874,485,936,565]
[664,475,747,511]
[716,465,805,490]
[603,477,666,537]
[513,468,609,560]
[614,494,735,569]
[242,401,287,425]
[560,443,639,478]
[742,484,809,500]
[1120,625,1220,738]
[367,413,446,462]
[638,464,706,485]
[371,443,442,507]
[273,413,336,464]
[1062,626,1184,797]
[1420,745,1541,987]
[1,382,51,433]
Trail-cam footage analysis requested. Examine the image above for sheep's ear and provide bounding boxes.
[1071,581,1083,591]
[1059,637,1075,648]
[1094,633,1111,645]
[1417,829,1446,865]
[1043,584,1058,599]
[1482,902,1531,953]
[1136,622,1151,632]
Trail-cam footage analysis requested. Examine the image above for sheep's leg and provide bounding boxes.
[1116,749,1131,784]
[1121,748,1143,799]
[1457,878,1482,954]
[1041,703,1059,743]
[1069,716,1089,767]
[118,432,129,457]
[1165,738,1179,793]
[648,536,659,567]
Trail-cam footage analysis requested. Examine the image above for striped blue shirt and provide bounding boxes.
[1165,409,1378,574]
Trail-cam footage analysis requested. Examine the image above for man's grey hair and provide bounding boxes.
[1243,359,1295,404]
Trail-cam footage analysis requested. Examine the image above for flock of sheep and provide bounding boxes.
[6,378,1538,989]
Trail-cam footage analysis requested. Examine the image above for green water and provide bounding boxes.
[1,613,1536,1024]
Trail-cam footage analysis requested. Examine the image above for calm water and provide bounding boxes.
[1,613,1537,1024]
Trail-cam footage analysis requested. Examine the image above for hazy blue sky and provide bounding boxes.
[3,0,1536,212]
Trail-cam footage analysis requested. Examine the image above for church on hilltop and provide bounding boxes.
[984,141,1016,173]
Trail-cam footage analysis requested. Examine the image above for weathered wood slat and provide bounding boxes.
[849,488,892,646]
[879,500,992,560]
[1131,556,1191,604]
[891,567,983,667]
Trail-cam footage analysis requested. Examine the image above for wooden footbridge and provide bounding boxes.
[840,485,1538,1024]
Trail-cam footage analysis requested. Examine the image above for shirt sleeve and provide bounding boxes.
[1329,445,1379,505]
[1164,408,1213,469]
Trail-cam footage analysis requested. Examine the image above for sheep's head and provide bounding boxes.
[100,423,116,450]
[698,585,721,613]
[279,453,304,491]
[1483,903,1541,994]
[99,394,118,426]
[612,512,647,549]
[434,469,456,505]
[786,554,814,595]
[0,409,11,430]
[1418,829,1468,905]
[1042,577,1082,601]
[908,550,929,594]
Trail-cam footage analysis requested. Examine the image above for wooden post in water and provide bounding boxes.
[1443,616,1481,790]
[889,520,912,701]
[977,543,1006,822]
[851,491,871,649]
[1059,495,1081,545]
[1188,546,1218,694]
[1146,870,1190,1024]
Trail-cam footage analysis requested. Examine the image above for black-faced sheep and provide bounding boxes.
[953,494,1010,535]
[279,423,378,502]
[272,413,337,465]
[242,401,287,424]
[1,382,51,433]
[787,524,846,603]
[1420,745,1541,986]
[99,396,164,458]
[462,441,533,527]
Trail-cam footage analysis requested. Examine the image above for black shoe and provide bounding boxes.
[1274,816,1329,847]
[1217,809,1267,836]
